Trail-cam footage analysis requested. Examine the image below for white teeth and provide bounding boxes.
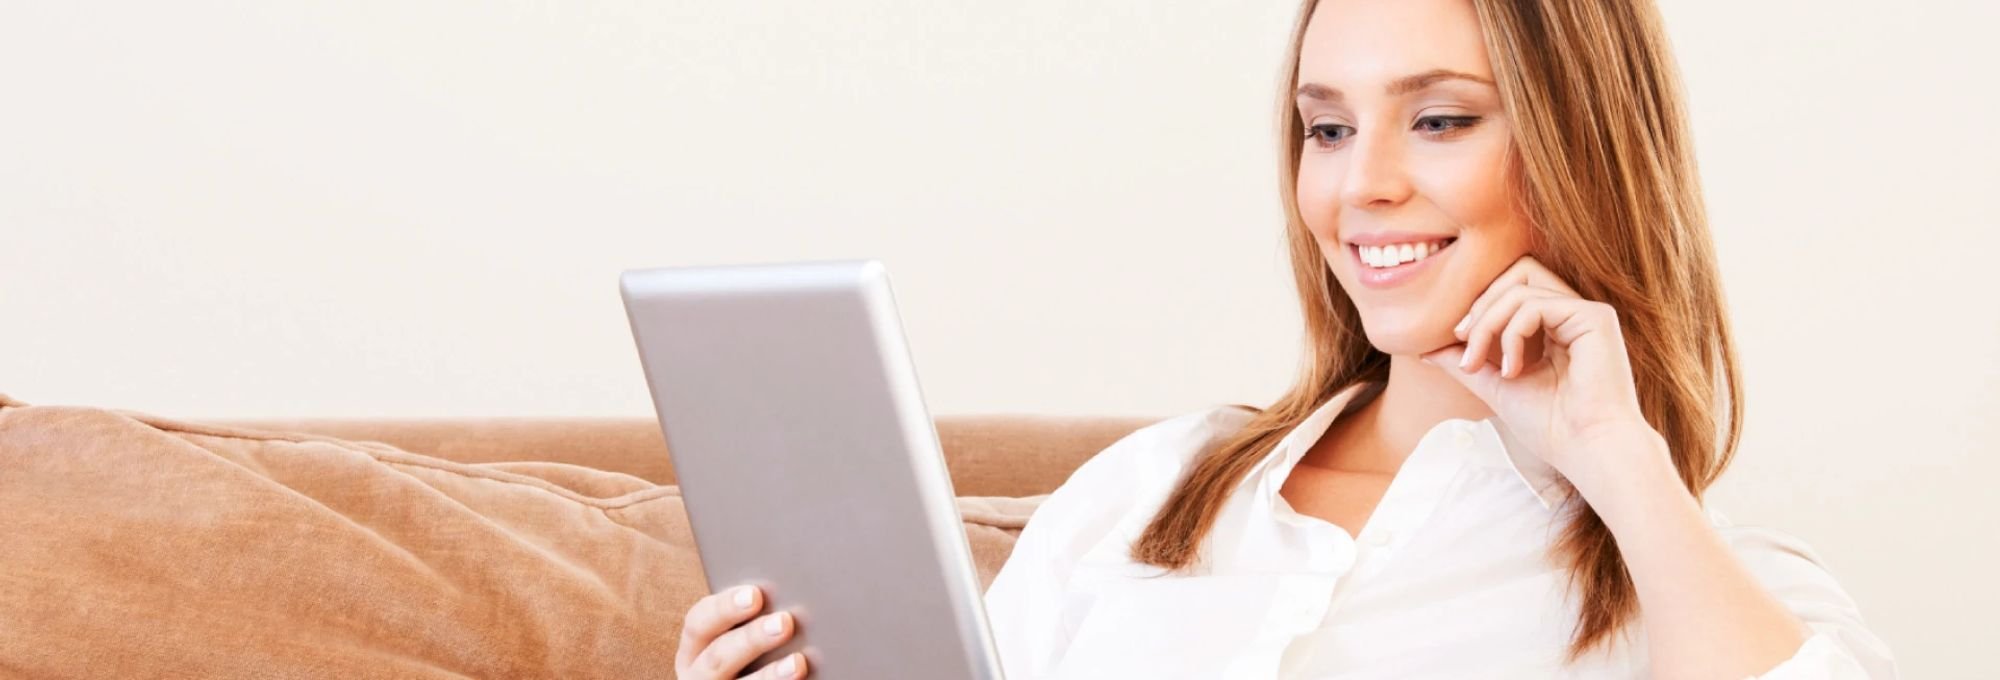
[1357,239,1451,269]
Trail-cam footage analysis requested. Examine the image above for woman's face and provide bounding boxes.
[1293,0,1534,356]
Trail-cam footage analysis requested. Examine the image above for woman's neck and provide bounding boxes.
[1317,353,1494,473]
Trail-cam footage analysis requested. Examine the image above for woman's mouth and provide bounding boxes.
[1349,236,1457,289]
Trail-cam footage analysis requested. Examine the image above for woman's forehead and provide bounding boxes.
[1297,0,1496,92]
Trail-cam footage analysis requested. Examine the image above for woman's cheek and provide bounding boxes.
[1295,164,1344,243]
[1403,172,1527,283]
[1420,142,1530,246]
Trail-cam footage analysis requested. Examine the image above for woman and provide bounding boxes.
[674,0,1897,677]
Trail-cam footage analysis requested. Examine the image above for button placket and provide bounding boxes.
[1348,421,1472,582]
[1273,572,1334,633]
[1225,572,1332,679]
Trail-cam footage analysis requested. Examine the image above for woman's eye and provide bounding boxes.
[1307,116,1480,147]
[1306,123,1353,146]
[1414,115,1482,136]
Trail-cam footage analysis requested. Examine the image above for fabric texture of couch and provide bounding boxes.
[0,393,1159,678]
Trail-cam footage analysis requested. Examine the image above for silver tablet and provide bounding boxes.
[620,259,1005,680]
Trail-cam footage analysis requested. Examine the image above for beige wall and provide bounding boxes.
[2,1,1993,675]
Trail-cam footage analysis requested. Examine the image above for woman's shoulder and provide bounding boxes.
[1068,404,1258,489]
[1020,404,1257,537]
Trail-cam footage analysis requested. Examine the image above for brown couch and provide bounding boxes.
[0,393,1161,678]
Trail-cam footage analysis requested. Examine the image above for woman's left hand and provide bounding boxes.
[1418,255,1664,480]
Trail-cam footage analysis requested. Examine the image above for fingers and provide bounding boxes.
[1456,283,1560,373]
[1471,295,1613,379]
[696,612,804,680]
[1497,304,1547,378]
[691,611,800,679]
[678,585,807,679]
[1455,256,1579,345]
[678,585,764,671]
[1505,255,1580,297]
[746,650,810,679]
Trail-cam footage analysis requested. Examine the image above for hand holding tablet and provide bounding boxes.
[675,583,807,679]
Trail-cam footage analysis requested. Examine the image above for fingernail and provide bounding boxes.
[1502,354,1513,376]
[1454,314,1470,334]
[734,586,754,610]
[1458,350,1473,370]
[763,612,785,635]
[778,654,800,678]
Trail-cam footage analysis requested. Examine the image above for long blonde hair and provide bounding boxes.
[1127,0,1742,664]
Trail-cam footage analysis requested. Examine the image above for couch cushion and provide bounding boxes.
[0,394,1043,678]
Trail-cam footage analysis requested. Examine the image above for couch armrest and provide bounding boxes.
[213,414,1161,498]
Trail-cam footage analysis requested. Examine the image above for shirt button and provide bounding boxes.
[1295,606,1319,628]
[1331,546,1357,574]
[1283,598,1319,626]
[1365,529,1393,547]
[1452,423,1476,450]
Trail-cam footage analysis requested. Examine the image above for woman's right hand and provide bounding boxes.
[675,584,810,679]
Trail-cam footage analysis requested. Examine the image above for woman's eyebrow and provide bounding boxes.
[1295,69,1496,102]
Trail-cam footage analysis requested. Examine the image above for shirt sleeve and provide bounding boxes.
[983,406,1241,680]
[1705,507,1900,679]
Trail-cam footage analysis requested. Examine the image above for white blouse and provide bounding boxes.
[982,381,1897,679]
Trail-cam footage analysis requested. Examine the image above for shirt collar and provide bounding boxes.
[1257,381,1571,512]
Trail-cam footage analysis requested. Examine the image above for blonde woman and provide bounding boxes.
[674,0,1897,678]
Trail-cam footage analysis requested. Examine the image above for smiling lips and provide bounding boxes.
[1357,239,1452,268]
[1346,235,1458,289]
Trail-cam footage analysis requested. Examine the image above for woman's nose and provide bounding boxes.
[1339,131,1415,210]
